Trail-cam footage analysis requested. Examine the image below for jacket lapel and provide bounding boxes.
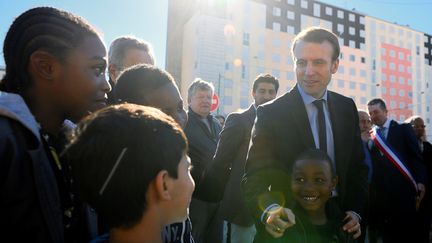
[289,86,315,148]
[327,92,345,176]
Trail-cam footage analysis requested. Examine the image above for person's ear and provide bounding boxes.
[154,170,173,201]
[331,175,339,190]
[28,50,60,81]
[331,59,339,74]
[108,64,118,83]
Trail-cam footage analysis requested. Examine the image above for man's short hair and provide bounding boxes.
[291,27,340,61]
[367,98,387,110]
[65,104,187,229]
[294,148,336,176]
[187,78,214,100]
[253,73,279,93]
[108,36,154,69]
[114,64,175,104]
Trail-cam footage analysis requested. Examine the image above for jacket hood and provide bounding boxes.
[0,91,41,141]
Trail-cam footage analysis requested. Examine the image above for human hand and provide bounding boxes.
[342,211,361,239]
[264,206,296,238]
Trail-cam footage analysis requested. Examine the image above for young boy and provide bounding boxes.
[264,149,359,242]
[65,104,195,243]
[113,64,193,243]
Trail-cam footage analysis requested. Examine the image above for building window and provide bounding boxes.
[360,29,365,38]
[398,65,405,72]
[390,75,395,83]
[389,50,396,57]
[272,69,280,78]
[399,77,405,84]
[390,88,396,96]
[287,10,295,20]
[272,38,281,47]
[337,10,344,19]
[273,7,281,16]
[349,55,355,62]
[360,83,366,91]
[287,26,295,34]
[416,46,420,55]
[313,3,321,17]
[360,70,367,77]
[408,79,413,85]
[287,0,295,5]
[273,22,281,31]
[287,56,293,64]
[360,97,367,104]
[349,68,356,76]
[399,52,405,60]
[349,40,356,48]
[337,24,344,35]
[361,57,366,63]
[349,27,355,35]
[243,32,250,45]
[225,62,230,70]
[349,81,356,89]
[382,87,387,94]
[390,101,396,108]
[325,6,333,15]
[359,16,365,24]
[272,54,281,62]
[349,13,355,22]
[301,0,308,8]
[337,79,344,88]
[399,90,405,97]
[339,65,345,73]
[287,71,294,80]
[389,62,396,70]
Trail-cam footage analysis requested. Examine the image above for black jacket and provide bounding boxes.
[243,86,368,239]
[184,108,222,199]
[0,92,64,243]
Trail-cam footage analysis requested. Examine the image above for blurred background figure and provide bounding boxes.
[406,116,432,243]
[107,36,154,104]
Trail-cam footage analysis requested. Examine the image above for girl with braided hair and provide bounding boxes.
[0,7,111,243]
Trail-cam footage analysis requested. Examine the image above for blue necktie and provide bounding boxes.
[313,99,327,153]
[378,127,386,140]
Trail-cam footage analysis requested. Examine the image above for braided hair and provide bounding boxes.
[0,7,100,93]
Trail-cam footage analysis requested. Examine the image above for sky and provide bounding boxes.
[1,0,431,69]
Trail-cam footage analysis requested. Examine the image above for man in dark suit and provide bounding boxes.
[407,116,432,243]
[210,74,279,243]
[367,99,427,242]
[242,27,368,242]
[185,78,223,243]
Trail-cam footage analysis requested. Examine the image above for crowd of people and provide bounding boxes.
[0,6,431,243]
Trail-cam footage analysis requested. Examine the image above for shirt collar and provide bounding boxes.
[381,118,392,129]
[297,85,328,105]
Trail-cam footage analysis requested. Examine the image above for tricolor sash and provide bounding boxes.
[370,126,418,193]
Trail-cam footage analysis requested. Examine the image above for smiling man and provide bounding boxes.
[242,27,368,242]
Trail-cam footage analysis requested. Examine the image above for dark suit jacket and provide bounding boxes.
[184,108,222,200]
[242,86,368,239]
[209,104,256,226]
[368,120,426,226]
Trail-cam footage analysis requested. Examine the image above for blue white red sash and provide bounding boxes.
[370,127,418,193]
